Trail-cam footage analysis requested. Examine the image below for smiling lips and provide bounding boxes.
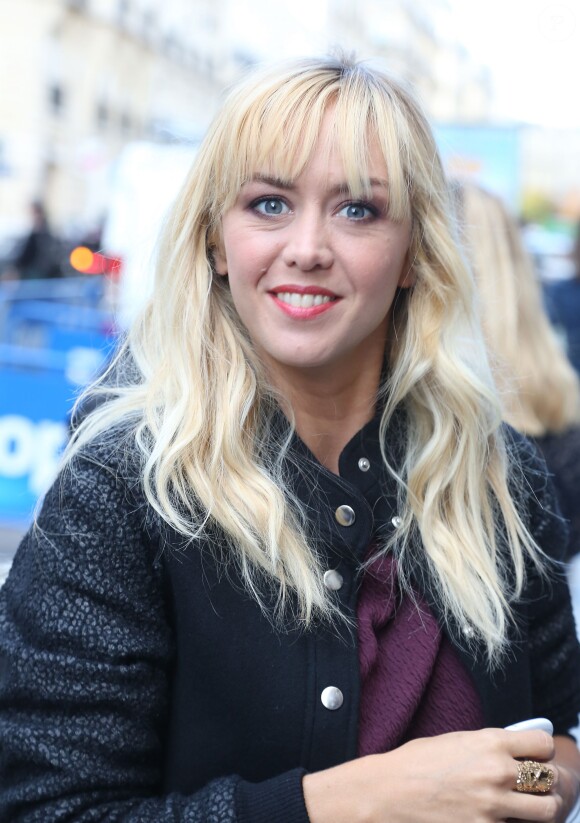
[270,285,339,318]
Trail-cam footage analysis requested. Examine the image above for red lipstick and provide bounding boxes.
[269,285,340,319]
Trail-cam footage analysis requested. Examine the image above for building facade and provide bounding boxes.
[0,0,236,240]
[326,0,493,123]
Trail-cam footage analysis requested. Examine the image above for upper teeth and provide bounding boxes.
[276,292,333,308]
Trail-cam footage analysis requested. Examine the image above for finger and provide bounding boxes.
[503,759,561,822]
[505,791,561,822]
[504,730,555,761]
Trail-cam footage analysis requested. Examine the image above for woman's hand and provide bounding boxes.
[303,728,566,823]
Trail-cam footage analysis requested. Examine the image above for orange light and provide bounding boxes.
[70,246,95,272]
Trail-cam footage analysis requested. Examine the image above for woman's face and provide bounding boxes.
[213,112,413,381]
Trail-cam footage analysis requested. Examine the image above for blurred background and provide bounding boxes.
[1,0,579,606]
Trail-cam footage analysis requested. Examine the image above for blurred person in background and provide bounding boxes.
[1,56,579,822]
[455,181,580,561]
[544,217,580,377]
[5,200,62,280]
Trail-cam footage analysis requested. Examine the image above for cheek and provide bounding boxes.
[224,233,276,281]
[356,254,410,320]
[360,247,406,290]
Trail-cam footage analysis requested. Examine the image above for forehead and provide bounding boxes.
[247,110,390,197]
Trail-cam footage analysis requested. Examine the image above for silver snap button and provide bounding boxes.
[323,569,344,591]
[358,457,370,472]
[335,505,356,527]
[320,686,344,710]
[391,515,403,528]
[463,624,475,639]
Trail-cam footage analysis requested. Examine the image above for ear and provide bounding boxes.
[213,245,228,277]
[397,251,416,289]
[208,222,228,276]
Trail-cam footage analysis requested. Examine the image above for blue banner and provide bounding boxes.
[0,366,72,523]
[434,124,521,212]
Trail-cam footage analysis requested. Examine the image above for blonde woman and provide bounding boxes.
[455,181,580,559]
[1,56,579,822]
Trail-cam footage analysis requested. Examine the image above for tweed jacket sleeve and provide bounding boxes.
[0,443,308,823]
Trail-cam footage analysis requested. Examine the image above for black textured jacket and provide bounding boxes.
[534,425,580,559]
[1,414,579,822]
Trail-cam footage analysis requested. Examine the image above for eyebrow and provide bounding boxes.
[248,174,389,195]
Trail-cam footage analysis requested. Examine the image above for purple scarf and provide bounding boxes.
[357,551,484,756]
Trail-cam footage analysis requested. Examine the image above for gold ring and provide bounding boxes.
[515,760,554,794]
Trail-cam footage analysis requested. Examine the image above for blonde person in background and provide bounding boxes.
[454,181,580,561]
[1,56,580,822]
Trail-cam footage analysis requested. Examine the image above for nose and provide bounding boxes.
[281,211,333,271]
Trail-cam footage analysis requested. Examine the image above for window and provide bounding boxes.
[142,9,155,40]
[48,84,65,115]
[120,111,132,134]
[96,101,109,129]
[163,33,177,58]
[117,0,130,25]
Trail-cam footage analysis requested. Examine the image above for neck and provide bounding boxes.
[267,357,384,474]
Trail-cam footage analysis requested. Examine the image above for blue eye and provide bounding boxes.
[339,203,375,220]
[254,198,289,215]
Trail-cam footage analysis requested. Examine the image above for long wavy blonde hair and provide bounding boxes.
[456,182,580,436]
[69,56,544,664]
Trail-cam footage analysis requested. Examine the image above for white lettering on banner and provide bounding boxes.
[31,421,68,495]
[0,416,34,476]
[0,415,67,496]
